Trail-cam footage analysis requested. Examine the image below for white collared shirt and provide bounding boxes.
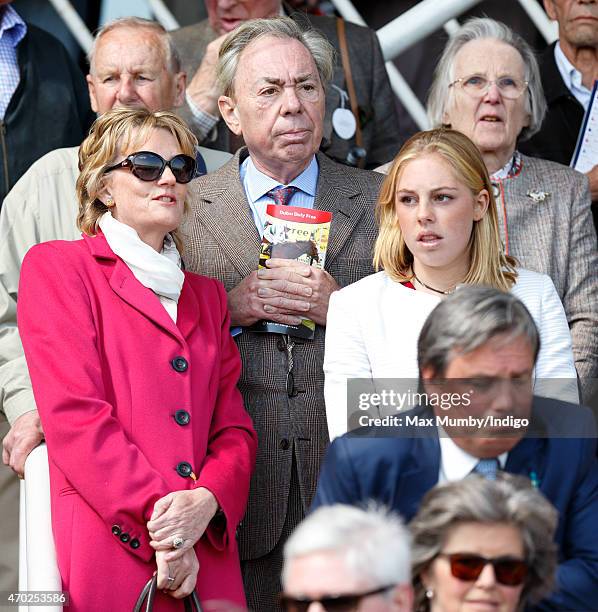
[554,41,593,111]
[438,433,507,483]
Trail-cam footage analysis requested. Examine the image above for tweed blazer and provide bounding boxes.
[495,154,598,383]
[170,13,400,169]
[182,149,383,559]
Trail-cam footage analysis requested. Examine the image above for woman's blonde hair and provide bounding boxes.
[373,128,517,291]
[76,108,198,251]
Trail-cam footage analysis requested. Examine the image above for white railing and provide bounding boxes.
[18,445,62,612]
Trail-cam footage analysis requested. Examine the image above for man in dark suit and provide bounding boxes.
[312,287,598,612]
[182,16,383,610]
[170,0,400,168]
[519,0,598,232]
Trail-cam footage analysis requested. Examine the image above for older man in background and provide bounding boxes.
[281,504,413,612]
[183,17,383,609]
[313,286,598,611]
[171,0,401,168]
[0,16,229,591]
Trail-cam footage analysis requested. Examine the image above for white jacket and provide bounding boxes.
[324,269,578,441]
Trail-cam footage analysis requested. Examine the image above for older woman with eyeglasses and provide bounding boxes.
[410,474,558,612]
[17,108,257,611]
[428,17,598,390]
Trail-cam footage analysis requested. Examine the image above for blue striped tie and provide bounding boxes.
[473,458,499,480]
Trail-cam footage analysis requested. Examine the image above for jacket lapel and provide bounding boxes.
[314,153,367,267]
[187,150,260,278]
[84,233,187,343]
[175,276,200,340]
[187,150,371,275]
[392,436,440,520]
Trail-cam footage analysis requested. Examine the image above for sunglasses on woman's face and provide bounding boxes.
[104,151,197,184]
[438,553,528,586]
[279,584,395,611]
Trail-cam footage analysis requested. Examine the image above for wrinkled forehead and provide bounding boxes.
[452,38,526,78]
[236,35,320,87]
[92,27,169,74]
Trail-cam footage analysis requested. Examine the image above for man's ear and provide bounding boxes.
[87,74,99,114]
[173,72,187,109]
[392,584,414,612]
[218,95,242,136]
[543,0,557,21]
[420,366,436,382]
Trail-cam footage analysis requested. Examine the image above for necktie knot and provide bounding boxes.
[473,458,499,480]
[267,186,300,206]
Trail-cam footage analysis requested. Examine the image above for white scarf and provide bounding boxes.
[98,212,184,323]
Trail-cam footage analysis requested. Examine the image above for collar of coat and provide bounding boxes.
[82,231,200,344]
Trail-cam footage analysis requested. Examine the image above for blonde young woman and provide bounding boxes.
[324,129,577,441]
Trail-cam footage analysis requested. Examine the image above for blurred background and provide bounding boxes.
[12,0,552,152]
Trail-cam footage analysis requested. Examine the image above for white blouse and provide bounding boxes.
[324,268,578,441]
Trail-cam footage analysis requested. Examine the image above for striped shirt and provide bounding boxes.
[0,5,26,119]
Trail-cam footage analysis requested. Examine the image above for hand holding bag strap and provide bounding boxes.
[335,17,365,168]
[133,574,203,612]
[133,575,158,612]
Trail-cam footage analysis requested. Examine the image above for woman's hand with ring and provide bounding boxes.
[155,549,199,598]
[148,488,219,561]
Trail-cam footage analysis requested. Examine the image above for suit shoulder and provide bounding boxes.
[332,430,408,461]
[170,20,209,45]
[520,153,587,185]
[303,13,374,39]
[319,155,384,187]
[532,396,597,435]
[23,23,71,55]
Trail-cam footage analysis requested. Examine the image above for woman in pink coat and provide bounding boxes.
[17,108,257,611]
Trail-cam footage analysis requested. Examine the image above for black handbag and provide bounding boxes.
[133,574,203,612]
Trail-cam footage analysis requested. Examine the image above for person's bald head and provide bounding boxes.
[86,17,185,115]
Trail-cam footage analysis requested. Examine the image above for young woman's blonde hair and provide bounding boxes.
[76,107,198,251]
[373,128,517,291]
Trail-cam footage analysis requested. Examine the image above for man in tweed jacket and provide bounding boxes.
[171,1,401,169]
[182,18,383,610]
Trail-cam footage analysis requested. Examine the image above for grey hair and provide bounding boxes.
[410,474,558,612]
[87,17,181,75]
[418,286,540,377]
[427,17,547,141]
[217,16,335,97]
[282,503,411,589]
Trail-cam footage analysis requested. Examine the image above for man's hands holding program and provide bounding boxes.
[227,259,339,328]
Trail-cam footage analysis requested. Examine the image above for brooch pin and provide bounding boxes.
[527,190,550,203]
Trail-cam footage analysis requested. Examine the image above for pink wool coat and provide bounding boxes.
[18,233,257,611]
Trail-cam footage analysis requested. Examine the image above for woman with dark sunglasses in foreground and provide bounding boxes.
[410,474,557,612]
[17,108,257,611]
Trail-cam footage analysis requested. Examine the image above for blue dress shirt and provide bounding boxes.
[554,41,592,111]
[0,5,26,119]
[240,155,319,236]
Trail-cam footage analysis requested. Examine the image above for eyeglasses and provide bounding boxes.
[279,584,395,611]
[449,75,529,99]
[104,151,197,184]
[438,553,528,586]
